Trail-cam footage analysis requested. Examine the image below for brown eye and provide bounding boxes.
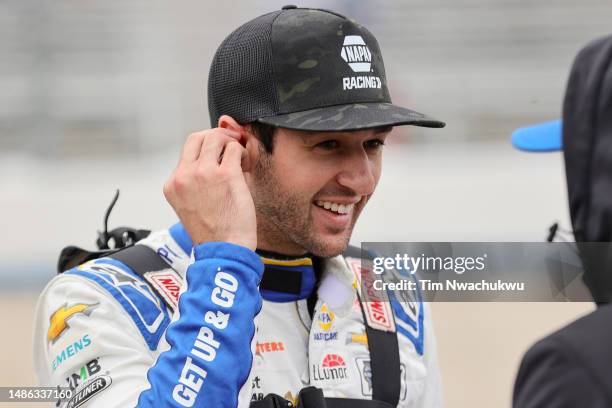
[364,139,385,149]
[316,140,339,150]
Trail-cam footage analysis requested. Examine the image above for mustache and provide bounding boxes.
[314,186,361,199]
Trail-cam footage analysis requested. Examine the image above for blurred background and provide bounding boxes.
[1,0,610,406]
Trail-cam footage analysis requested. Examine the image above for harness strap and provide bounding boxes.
[109,244,169,274]
[361,308,401,406]
[108,245,181,313]
[344,245,402,407]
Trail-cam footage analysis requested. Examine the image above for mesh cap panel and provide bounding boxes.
[207,11,282,127]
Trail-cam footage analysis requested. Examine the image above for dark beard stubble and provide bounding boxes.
[251,147,354,257]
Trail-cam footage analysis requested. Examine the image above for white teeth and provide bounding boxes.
[315,200,354,215]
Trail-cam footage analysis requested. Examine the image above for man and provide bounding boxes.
[512,33,612,407]
[34,6,445,408]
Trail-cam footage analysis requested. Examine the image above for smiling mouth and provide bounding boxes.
[314,200,356,215]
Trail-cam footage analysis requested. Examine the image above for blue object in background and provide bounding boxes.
[511,119,562,152]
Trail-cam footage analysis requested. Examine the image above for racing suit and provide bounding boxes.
[33,223,442,407]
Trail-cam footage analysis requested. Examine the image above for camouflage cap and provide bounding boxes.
[208,5,445,132]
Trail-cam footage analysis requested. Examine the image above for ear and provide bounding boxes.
[218,115,256,172]
[218,115,245,135]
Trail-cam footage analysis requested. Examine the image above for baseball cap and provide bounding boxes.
[511,34,612,153]
[207,6,445,132]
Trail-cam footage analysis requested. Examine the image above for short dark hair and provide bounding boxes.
[248,122,277,153]
[248,123,394,154]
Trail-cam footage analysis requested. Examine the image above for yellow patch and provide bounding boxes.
[349,332,368,345]
[260,257,313,267]
[47,303,96,343]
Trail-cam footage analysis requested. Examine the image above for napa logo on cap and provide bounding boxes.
[340,35,372,73]
[340,35,381,91]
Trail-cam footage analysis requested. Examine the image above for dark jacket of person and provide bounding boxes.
[514,33,612,408]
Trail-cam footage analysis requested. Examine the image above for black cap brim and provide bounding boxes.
[257,102,445,132]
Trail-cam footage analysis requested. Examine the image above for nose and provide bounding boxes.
[335,149,378,196]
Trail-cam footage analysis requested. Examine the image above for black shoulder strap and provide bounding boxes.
[359,299,401,407]
[109,245,181,313]
[57,246,119,273]
[343,245,401,408]
[109,244,169,274]
[59,242,181,313]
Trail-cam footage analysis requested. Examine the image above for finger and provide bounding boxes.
[180,129,240,163]
[199,133,240,168]
[217,127,242,142]
[180,132,207,163]
[220,141,247,173]
[214,129,243,163]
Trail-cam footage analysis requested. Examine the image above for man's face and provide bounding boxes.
[247,126,390,257]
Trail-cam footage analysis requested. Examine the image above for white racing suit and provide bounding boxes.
[33,223,442,407]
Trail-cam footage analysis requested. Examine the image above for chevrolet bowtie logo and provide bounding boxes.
[47,303,98,343]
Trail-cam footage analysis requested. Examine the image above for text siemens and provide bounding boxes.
[51,335,92,371]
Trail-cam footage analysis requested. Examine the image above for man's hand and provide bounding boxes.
[163,128,257,250]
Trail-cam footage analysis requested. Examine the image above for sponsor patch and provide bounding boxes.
[340,35,382,91]
[312,304,338,341]
[54,358,106,407]
[255,341,285,354]
[311,353,349,382]
[65,358,103,391]
[364,300,395,332]
[346,258,396,333]
[317,304,334,331]
[48,303,98,344]
[356,357,408,401]
[313,332,338,341]
[144,270,182,312]
[250,376,264,402]
[355,357,372,396]
[51,334,93,372]
[342,76,382,90]
[341,35,372,72]
[155,244,181,265]
[65,375,112,408]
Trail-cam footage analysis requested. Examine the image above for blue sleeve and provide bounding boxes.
[137,242,264,408]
